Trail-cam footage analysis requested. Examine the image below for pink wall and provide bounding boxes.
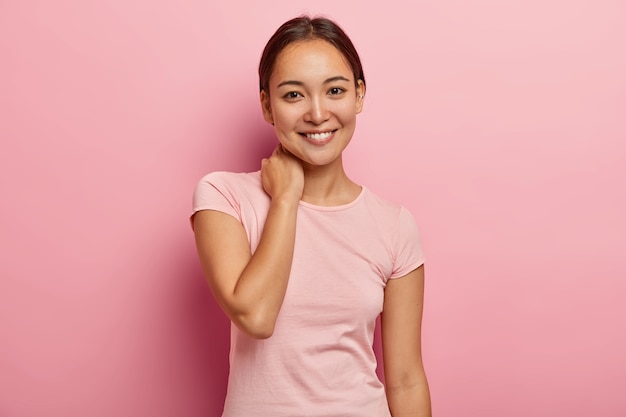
[1,1,624,416]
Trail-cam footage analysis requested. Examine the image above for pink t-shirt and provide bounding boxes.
[192,171,425,417]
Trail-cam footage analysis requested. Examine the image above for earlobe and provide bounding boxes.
[260,90,274,125]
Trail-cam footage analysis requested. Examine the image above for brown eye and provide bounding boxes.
[284,91,303,99]
[328,87,345,96]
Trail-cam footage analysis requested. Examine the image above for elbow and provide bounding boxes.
[235,312,277,339]
[225,296,281,339]
[248,327,274,340]
[245,323,275,339]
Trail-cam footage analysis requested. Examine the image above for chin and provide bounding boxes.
[302,154,343,167]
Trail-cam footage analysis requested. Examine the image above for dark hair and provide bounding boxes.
[259,16,365,92]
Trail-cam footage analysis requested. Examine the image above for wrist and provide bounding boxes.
[270,194,300,209]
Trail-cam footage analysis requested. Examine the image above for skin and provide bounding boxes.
[193,38,431,416]
[260,39,365,206]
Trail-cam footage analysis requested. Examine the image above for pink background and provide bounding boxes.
[1,1,625,416]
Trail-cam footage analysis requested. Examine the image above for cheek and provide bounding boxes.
[334,104,358,124]
[271,104,301,126]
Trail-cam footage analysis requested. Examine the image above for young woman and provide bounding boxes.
[192,15,431,417]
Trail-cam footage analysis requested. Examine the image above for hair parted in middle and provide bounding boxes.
[258,15,366,93]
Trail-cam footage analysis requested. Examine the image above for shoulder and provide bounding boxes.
[196,170,261,192]
[361,187,416,224]
[194,170,264,202]
[192,170,266,216]
[359,188,425,277]
[361,187,422,245]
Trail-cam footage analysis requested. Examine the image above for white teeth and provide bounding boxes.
[305,131,332,141]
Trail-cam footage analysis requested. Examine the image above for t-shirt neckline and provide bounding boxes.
[298,186,366,212]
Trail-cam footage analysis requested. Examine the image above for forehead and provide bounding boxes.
[270,39,353,85]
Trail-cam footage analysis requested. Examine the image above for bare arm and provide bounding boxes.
[192,146,303,339]
[382,265,432,417]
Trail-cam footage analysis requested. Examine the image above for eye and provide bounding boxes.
[283,91,303,100]
[328,87,345,96]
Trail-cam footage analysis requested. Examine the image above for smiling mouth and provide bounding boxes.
[301,130,336,141]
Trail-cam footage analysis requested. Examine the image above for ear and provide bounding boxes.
[355,79,366,114]
[260,90,274,125]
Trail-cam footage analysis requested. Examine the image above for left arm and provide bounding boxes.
[381,265,432,417]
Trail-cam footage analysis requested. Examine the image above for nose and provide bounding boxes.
[304,96,330,125]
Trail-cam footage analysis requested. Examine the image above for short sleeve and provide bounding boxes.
[191,172,241,224]
[389,206,426,279]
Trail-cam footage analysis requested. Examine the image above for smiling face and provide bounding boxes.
[261,39,365,169]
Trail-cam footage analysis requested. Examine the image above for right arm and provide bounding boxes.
[192,146,303,339]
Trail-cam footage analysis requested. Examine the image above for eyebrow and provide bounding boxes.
[277,75,351,88]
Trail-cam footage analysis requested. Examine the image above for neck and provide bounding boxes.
[300,157,361,206]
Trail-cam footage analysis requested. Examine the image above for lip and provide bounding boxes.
[299,129,337,146]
